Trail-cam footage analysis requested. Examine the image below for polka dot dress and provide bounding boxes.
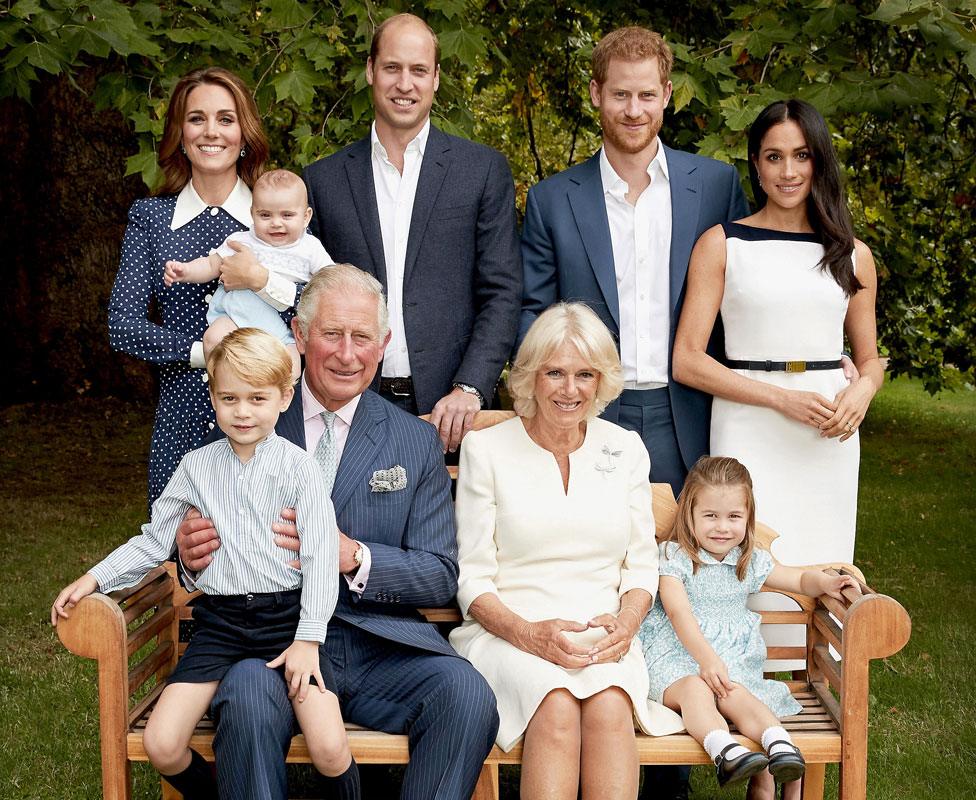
[107,195,247,508]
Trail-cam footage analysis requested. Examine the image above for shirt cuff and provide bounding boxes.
[87,565,116,593]
[343,542,372,595]
[256,271,298,312]
[178,554,200,592]
[294,621,327,643]
[189,341,206,369]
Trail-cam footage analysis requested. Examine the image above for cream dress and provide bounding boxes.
[449,416,683,751]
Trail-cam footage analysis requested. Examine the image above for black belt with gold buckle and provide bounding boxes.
[379,376,415,397]
[726,359,843,373]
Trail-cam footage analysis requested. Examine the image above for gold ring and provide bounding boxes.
[845,422,853,431]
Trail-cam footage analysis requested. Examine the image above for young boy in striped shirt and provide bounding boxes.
[52,327,360,800]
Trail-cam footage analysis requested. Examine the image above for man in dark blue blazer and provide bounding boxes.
[520,27,748,500]
[178,264,498,799]
[302,13,521,454]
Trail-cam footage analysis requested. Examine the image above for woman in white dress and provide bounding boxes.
[672,99,882,569]
[672,100,883,799]
[450,303,682,800]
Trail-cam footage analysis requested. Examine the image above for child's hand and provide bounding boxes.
[163,260,186,287]
[800,568,861,601]
[51,574,99,626]
[266,640,326,703]
[699,653,734,699]
[819,571,861,601]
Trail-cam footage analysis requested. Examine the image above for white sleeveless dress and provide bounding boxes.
[710,222,859,567]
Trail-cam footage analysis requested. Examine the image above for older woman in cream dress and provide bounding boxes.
[449,303,682,800]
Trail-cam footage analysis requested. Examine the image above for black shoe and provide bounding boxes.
[714,744,769,787]
[767,740,806,783]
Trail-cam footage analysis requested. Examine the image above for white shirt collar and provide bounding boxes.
[370,119,431,162]
[171,177,252,231]
[599,139,669,200]
[300,376,361,429]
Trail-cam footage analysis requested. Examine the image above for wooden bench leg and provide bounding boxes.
[801,763,825,800]
[471,763,499,800]
[160,778,181,800]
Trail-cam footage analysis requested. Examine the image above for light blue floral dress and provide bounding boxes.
[639,541,802,718]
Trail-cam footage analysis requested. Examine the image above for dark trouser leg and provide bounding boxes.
[336,629,499,800]
[617,389,688,496]
[210,658,293,800]
[321,759,362,800]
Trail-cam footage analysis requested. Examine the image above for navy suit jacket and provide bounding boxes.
[303,126,522,412]
[275,389,459,658]
[520,146,749,470]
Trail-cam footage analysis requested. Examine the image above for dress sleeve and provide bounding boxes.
[107,200,196,364]
[454,430,500,616]
[748,548,775,592]
[658,541,691,583]
[618,431,659,599]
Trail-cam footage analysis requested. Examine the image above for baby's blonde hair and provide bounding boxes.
[253,168,307,202]
[666,456,757,581]
[206,328,293,394]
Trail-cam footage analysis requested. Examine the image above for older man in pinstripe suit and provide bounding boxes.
[178,264,498,800]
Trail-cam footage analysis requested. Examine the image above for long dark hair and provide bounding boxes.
[155,67,268,196]
[748,99,862,296]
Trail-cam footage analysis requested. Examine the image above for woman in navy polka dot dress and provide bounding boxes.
[108,67,278,508]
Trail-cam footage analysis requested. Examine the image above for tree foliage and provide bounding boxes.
[1,0,973,395]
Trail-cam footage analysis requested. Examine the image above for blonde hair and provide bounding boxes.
[294,263,390,341]
[253,169,307,201]
[591,27,674,85]
[156,67,268,195]
[508,303,624,419]
[206,328,293,394]
[666,456,757,582]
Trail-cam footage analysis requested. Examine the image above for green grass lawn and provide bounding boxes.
[1,378,971,798]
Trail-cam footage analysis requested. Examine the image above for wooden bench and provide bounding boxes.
[57,423,910,800]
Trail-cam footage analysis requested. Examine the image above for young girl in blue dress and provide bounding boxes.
[639,456,859,794]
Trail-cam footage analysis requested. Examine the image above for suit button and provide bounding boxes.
[394,594,401,603]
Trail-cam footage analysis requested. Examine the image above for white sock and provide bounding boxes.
[703,729,749,762]
[761,725,794,756]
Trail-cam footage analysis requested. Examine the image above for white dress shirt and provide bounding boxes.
[301,378,372,594]
[172,178,302,367]
[371,120,430,378]
[600,142,672,388]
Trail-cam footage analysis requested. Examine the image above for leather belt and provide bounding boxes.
[379,376,415,397]
[726,359,843,373]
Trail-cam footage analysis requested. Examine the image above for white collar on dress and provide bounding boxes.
[698,545,743,566]
[171,178,252,230]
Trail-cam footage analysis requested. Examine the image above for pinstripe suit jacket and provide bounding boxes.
[276,389,461,658]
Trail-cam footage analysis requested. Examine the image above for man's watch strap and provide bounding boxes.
[353,543,364,567]
[452,382,484,407]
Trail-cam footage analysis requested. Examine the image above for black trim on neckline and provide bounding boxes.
[722,222,820,243]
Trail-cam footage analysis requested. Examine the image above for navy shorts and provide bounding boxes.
[168,589,336,693]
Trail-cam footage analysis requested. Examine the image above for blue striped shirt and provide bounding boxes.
[88,433,338,642]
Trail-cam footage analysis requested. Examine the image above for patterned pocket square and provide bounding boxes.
[369,465,407,492]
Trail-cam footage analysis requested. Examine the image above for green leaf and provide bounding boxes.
[670,71,705,112]
[11,0,43,19]
[125,143,160,189]
[439,26,487,64]
[964,47,976,79]
[867,0,934,26]
[271,58,326,107]
[266,0,312,28]
[304,38,338,71]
